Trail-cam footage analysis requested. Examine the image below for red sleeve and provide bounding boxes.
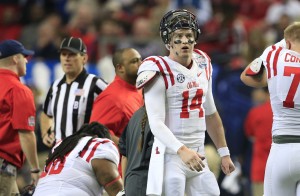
[90,96,124,137]
[12,86,36,131]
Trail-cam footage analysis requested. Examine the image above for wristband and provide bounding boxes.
[217,147,230,157]
[30,168,41,173]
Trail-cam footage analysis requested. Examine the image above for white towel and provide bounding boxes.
[221,161,241,194]
[146,137,166,196]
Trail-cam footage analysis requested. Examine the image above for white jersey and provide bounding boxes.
[260,43,300,136]
[34,137,119,196]
[138,49,217,148]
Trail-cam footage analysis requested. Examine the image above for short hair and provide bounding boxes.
[112,48,131,68]
[284,22,300,42]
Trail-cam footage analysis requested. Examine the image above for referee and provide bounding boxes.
[40,37,107,147]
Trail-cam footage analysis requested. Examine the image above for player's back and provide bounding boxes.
[34,137,119,196]
[261,45,300,135]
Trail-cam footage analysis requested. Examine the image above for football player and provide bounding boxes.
[136,9,235,196]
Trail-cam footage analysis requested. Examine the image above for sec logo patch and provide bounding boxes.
[177,73,185,83]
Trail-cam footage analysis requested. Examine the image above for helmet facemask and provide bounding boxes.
[160,9,201,47]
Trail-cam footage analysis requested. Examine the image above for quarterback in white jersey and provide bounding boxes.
[34,122,123,196]
[136,9,235,196]
[241,22,300,196]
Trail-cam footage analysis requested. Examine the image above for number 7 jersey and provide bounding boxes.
[260,43,300,136]
[138,49,217,147]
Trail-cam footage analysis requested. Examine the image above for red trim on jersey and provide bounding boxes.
[145,58,169,89]
[266,45,276,79]
[273,47,283,76]
[86,141,101,162]
[79,145,88,158]
[186,61,193,69]
[245,67,260,76]
[80,139,110,162]
[158,56,175,86]
[104,175,121,188]
[194,49,212,80]
[203,52,212,80]
[193,49,202,55]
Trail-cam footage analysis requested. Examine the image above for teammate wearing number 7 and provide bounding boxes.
[241,22,300,196]
[136,9,235,196]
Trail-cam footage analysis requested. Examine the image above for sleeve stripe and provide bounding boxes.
[145,58,169,89]
[86,140,110,162]
[86,142,101,162]
[273,47,283,77]
[266,45,276,79]
[158,56,175,86]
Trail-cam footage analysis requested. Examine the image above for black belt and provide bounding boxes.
[273,135,300,144]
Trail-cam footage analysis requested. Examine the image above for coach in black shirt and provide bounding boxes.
[119,106,154,196]
[40,37,107,147]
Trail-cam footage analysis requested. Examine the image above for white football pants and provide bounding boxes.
[162,146,220,196]
[264,143,300,196]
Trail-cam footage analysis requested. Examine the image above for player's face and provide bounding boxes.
[16,54,28,76]
[169,29,196,59]
[121,49,142,82]
[60,49,87,78]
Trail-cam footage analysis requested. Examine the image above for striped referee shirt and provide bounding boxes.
[43,69,107,140]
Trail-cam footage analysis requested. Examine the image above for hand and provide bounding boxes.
[31,172,40,186]
[42,129,55,148]
[221,156,235,175]
[177,145,205,172]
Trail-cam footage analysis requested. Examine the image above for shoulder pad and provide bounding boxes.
[246,58,264,76]
[275,39,286,48]
[136,71,158,89]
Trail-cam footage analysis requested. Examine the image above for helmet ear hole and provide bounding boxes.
[159,9,201,44]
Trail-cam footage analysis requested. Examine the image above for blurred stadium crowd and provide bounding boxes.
[1,0,300,195]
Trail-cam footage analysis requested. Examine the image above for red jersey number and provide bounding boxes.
[283,66,300,108]
[41,140,108,177]
[48,159,66,175]
[40,152,71,178]
[180,89,204,118]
